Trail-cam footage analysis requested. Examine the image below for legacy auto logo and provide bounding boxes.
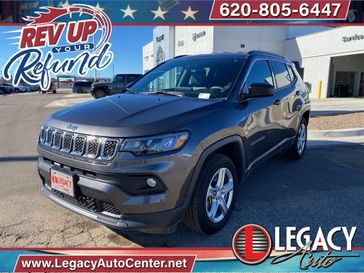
[2,2,113,90]
[232,224,359,269]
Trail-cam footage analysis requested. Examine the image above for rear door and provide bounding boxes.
[269,61,300,142]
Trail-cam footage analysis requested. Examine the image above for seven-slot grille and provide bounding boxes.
[39,126,119,160]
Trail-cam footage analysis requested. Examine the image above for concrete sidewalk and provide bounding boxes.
[308,128,364,148]
[311,98,364,116]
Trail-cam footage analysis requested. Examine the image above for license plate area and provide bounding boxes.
[50,169,75,197]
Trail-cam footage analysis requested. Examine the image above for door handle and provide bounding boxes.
[273,99,281,105]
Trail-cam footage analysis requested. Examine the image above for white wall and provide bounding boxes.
[174,26,214,56]
[142,41,154,74]
[285,26,364,98]
[213,26,289,55]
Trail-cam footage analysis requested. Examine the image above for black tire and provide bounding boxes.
[284,118,308,160]
[184,153,238,234]
[94,89,107,99]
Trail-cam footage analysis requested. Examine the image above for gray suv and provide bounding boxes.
[37,51,310,234]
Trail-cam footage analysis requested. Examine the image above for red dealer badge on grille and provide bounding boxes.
[232,224,272,265]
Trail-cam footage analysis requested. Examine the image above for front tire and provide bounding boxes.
[94,89,107,99]
[284,118,308,160]
[184,153,237,234]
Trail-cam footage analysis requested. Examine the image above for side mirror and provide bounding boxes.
[242,83,275,100]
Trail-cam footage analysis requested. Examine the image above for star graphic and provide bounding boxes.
[181,6,199,20]
[95,2,104,11]
[60,0,73,18]
[151,6,168,20]
[121,5,137,19]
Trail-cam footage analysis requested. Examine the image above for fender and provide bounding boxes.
[178,135,246,207]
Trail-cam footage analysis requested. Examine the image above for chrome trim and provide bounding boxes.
[246,136,295,172]
[38,126,120,161]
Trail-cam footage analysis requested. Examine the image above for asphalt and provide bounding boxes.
[0,92,363,248]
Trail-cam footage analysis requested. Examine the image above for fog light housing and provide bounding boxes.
[147,177,157,188]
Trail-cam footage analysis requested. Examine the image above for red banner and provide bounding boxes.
[210,0,351,20]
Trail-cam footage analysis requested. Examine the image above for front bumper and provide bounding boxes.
[37,145,195,232]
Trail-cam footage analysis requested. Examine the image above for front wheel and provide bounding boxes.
[284,118,308,160]
[94,89,107,99]
[184,153,237,234]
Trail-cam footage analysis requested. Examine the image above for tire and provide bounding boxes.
[284,118,308,160]
[184,153,238,234]
[94,89,107,99]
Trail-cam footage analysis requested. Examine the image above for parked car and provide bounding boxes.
[23,84,40,92]
[0,83,14,94]
[72,81,93,93]
[90,74,142,98]
[37,51,310,234]
[41,81,56,94]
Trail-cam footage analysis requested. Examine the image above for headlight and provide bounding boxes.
[120,132,189,155]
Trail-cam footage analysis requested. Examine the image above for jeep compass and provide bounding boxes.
[37,51,310,234]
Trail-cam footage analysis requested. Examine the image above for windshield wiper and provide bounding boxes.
[144,90,182,97]
[123,87,136,94]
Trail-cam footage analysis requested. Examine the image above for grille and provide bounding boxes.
[102,202,121,216]
[78,195,98,212]
[53,131,63,149]
[102,140,118,159]
[62,134,73,153]
[73,136,86,155]
[45,129,54,146]
[39,126,119,161]
[86,138,100,158]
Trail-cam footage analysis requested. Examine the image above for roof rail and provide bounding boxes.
[247,50,285,58]
[174,55,188,59]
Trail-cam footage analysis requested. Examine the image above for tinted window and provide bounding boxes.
[245,60,273,90]
[287,65,296,82]
[271,61,291,89]
[114,75,126,83]
[127,75,140,83]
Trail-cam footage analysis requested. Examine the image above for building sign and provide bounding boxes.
[342,34,364,42]
[156,34,165,43]
[192,31,206,42]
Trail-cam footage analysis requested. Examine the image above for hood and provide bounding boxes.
[46,94,222,137]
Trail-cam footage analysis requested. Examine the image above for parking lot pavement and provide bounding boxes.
[0,94,363,248]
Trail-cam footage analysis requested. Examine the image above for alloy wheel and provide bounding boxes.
[205,167,234,223]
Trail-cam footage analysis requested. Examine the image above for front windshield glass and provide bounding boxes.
[130,57,245,99]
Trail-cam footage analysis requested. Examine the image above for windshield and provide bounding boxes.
[130,57,245,99]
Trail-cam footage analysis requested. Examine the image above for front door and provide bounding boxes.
[334,71,356,97]
[242,60,281,166]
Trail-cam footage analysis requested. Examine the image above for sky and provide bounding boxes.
[0,26,154,79]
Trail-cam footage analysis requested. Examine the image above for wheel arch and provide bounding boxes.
[180,135,246,207]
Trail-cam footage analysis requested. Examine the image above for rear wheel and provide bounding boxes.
[284,118,308,160]
[94,89,107,99]
[184,153,237,234]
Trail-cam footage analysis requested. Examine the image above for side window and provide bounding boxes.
[270,61,291,89]
[287,65,296,82]
[244,60,274,91]
[127,75,140,83]
[114,75,126,83]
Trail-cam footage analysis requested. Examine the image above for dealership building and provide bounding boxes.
[143,26,364,99]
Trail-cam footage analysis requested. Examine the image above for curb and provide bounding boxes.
[308,128,364,138]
